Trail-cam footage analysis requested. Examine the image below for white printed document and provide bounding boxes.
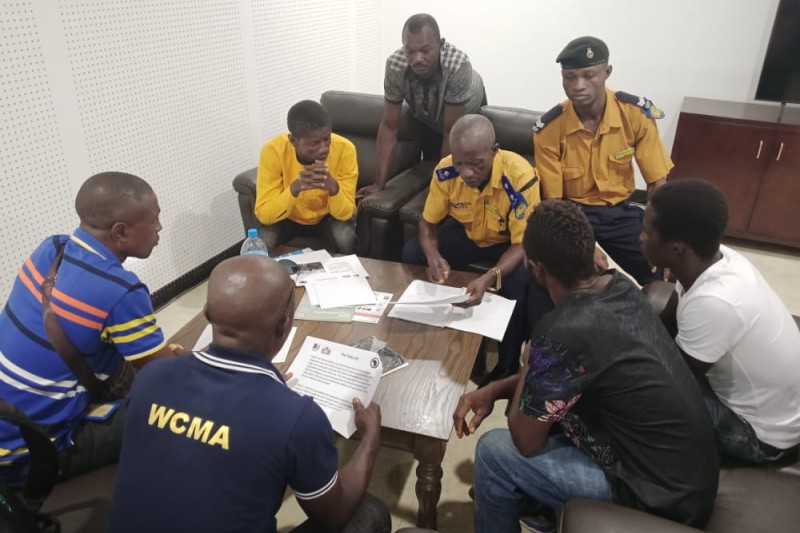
[192,324,297,363]
[388,281,516,341]
[390,280,469,305]
[287,336,383,437]
[313,276,377,309]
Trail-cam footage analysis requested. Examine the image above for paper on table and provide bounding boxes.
[287,336,382,437]
[290,249,332,265]
[352,292,393,323]
[387,284,516,341]
[294,292,355,322]
[313,276,377,309]
[191,324,297,362]
[323,254,369,278]
[446,293,515,341]
[272,326,297,364]
[192,323,214,351]
[389,279,469,305]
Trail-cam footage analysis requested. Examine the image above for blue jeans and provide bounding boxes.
[697,376,796,464]
[474,430,612,533]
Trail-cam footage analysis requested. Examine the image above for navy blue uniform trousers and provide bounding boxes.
[579,202,659,285]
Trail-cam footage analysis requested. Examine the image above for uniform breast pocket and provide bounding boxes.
[450,208,473,227]
[486,209,506,233]
[607,152,635,189]
[563,166,589,198]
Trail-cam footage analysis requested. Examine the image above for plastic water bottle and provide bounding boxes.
[240,228,269,256]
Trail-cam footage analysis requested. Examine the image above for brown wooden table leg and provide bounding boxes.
[412,434,447,529]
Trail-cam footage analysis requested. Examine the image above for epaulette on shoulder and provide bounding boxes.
[615,91,665,119]
[532,104,564,133]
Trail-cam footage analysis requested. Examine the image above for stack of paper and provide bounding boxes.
[388,280,516,341]
[296,254,376,309]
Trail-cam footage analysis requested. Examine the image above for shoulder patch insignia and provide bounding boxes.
[615,91,665,119]
[435,166,458,182]
[532,104,564,133]
[501,175,529,219]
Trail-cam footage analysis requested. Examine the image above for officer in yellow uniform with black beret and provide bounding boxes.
[533,36,673,284]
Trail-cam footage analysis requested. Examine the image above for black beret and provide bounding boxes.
[556,36,609,69]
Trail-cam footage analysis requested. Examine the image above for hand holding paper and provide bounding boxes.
[287,336,383,437]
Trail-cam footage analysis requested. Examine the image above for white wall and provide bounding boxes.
[0,0,787,303]
[381,0,782,177]
[0,0,383,304]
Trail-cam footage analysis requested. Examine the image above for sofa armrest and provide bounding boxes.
[359,161,434,219]
[232,167,260,235]
[356,161,434,259]
[560,499,699,533]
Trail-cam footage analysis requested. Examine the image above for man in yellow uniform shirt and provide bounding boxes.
[255,100,358,253]
[403,114,548,384]
[533,36,674,284]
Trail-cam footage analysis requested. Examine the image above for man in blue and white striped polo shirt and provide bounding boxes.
[0,172,181,487]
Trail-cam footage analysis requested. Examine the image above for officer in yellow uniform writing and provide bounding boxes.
[403,114,548,384]
[533,36,674,284]
[255,100,358,253]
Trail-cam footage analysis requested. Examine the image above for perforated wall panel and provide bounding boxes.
[253,0,354,144]
[1,1,385,304]
[0,2,73,300]
[58,0,252,286]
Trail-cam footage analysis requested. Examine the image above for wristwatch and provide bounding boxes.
[488,267,502,292]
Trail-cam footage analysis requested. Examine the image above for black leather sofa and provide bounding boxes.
[232,90,426,257]
[232,92,544,261]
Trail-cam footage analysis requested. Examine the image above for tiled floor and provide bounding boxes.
[154,239,800,533]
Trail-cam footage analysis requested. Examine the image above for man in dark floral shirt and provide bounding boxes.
[454,200,719,532]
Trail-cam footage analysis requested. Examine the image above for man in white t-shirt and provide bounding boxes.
[640,178,800,464]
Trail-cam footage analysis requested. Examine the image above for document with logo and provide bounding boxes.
[388,281,516,341]
[286,336,383,438]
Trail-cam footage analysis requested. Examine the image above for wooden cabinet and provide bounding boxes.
[671,97,800,247]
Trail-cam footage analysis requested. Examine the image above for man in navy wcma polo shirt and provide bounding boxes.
[110,256,390,533]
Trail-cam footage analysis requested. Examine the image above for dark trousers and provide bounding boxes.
[58,401,126,482]
[290,493,391,533]
[402,219,553,381]
[261,216,356,255]
[579,202,659,285]
[697,376,798,465]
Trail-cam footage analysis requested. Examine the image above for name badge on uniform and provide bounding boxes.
[435,166,458,182]
[501,176,528,220]
[614,147,636,160]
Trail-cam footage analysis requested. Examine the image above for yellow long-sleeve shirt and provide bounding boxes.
[255,133,358,225]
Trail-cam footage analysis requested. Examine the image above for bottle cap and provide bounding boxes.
[247,228,258,238]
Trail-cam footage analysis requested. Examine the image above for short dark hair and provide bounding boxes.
[287,100,331,139]
[649,179,729,260]
[75,172,154,229]
[402,13,440,39]
[523,200,596,288]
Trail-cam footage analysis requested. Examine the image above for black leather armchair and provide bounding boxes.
[398,104,542,245]
[561,463,800,533]
[232,90,423,254]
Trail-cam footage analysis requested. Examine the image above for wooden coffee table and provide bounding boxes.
[169,257,482,529]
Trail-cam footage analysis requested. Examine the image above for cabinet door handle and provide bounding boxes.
[776,142,784,161]
[756,140,763,159]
